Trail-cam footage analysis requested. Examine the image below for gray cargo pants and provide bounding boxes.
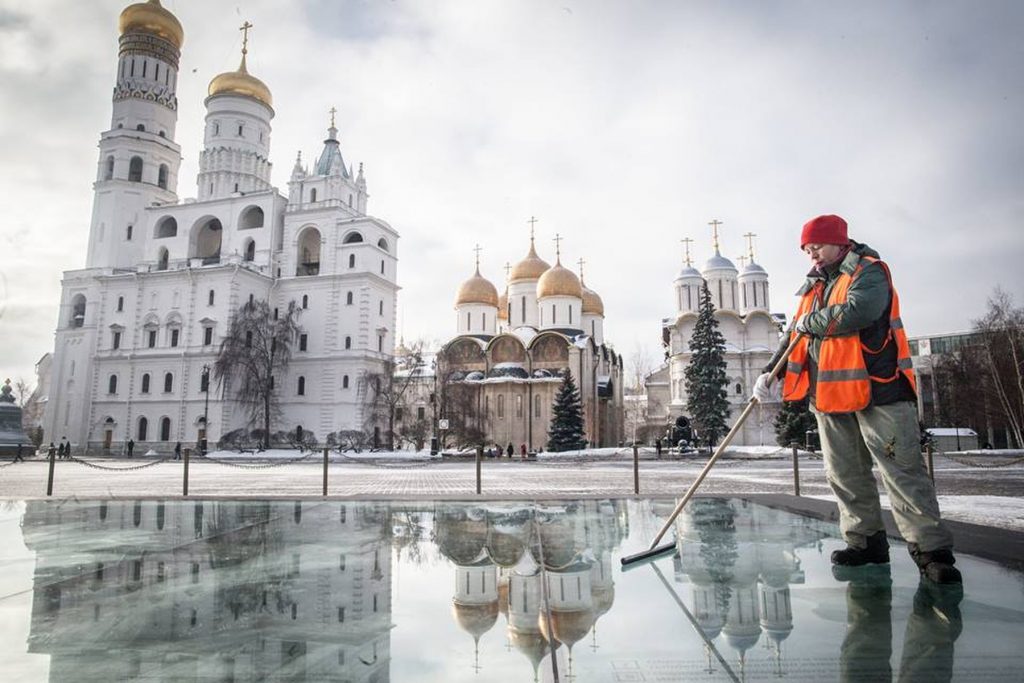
[815,400,954,552]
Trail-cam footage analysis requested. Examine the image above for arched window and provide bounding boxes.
[239,206,264,229]
[163,373,173,393]
[243,239,255,262]
[348,254,355,269]
[297,376,306,396]
[104,156,114,181]
[128,156,143,182]
[156,247,169,271]
[342,375,349,389]
[141,373,150,394]
[136,124,146,132]
[735,383,742,395]
[157,164,168,189]
[156,216,177,238]
[346,292,353,305]
[377,238,389,251]
[296,228,321,276]
[108,375,118,394]
[345,336,352,350]
[343,232,363,244]
[310,188,317,202]
[160,417,171,441]
[137,416,148,441]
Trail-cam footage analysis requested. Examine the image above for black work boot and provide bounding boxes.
[910,546,962,585]
[831,530,890,567]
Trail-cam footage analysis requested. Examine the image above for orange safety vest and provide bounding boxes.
[783,256,917,413]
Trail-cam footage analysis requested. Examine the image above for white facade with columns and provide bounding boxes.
[43,2,399,453]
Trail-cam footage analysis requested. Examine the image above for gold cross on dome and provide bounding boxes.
[473,243,482,270]
[708,219,723,252]
[744,231,757,261]
[527,216,538,242]
[552,233,563,261]
[503,262,512,280]
[577,257,586,280]
[239,21,253,55]
[680,237,694,267]
[329,106,337,128]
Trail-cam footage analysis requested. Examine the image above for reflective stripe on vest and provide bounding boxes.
[782,256,917,413]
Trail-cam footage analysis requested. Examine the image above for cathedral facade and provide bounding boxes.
[648,232,785,446]
[42,1,398,453]
[437,236,624,451]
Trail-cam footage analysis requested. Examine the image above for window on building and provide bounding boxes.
[417,406,425,420]
[237,124,244,136]
[137,416,148,441]
[515,395,523,418]
[200,372,209,393]
[244,239,255,262]
[104,156,114,181]
[395,406,403,422]
[310,188,317,202]
[141,373,150,394]
[170,329,179,347]
[378,335,383,352]
[157,164,168,190]
[380,260,385,274]
[379,300,383,315]
[497,395,505,418]
[108,375,118,394]
[297,377,305,396]
[299,334,307,351]
[156,247,169,271]
[203,327,213,346]
[345,336,351,350]
[552,304,557,325]
[342,375,349,389]
[163,373,173,393]
[302,295,308,309]
[147,330,157,348]
[117,296,124,312]
[208,290,215,306]
[534,395,541,417]
[126,225,133,241]
[128,156,143,182]
[160,417,171,441]
[348,254,355,268]
[112,331,121,350]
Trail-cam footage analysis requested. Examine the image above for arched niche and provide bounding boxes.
[296,227,321,276]
[191,217,223,264]
[342,231,363,244]
[69,293,87,328]
[239,205,265,230]
[487,335,527,364]
[155,216,177,238]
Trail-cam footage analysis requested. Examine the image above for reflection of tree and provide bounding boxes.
[205,502,294,621]
[692,498,738,616]
[389,508,427,565]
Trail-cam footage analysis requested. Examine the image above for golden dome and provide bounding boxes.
[509,241,550,282]
[452,601,499,638]
[539,609,595,648]
[208,55,273,108]
[581,283,604,316]
[537,262,583,300]
[455,268,499,308]
[497,289,508,320]
[119,1,184,50]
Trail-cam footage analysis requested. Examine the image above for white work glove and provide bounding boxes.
[794,313,812,336]
[752,372,781,403]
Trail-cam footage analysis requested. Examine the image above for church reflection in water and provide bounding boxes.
[19,497,969,681]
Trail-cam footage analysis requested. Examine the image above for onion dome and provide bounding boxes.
[510,240,550,282]
[741,260,767,275]
[452,601,500,639]
[537,261,583,299]
[540,609,596,648]
[119,1,183,50]
[674,264,703,281]
[581,280,604,316]
[704,250,737,272]
[455,266,499,307]
[208,54,273,108]
[497,289,508,320]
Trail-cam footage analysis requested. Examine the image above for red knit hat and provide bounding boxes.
[800,214,848,248]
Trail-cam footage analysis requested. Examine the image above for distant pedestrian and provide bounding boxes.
[127,439,135,457]
[655,438,663,457]
[57,440,66,459]
[14,443,24,462]
[520,443,527,459]
[506,442,514,458]
[174,441,182,460]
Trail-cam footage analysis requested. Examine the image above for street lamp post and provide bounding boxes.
[201,364,210,455]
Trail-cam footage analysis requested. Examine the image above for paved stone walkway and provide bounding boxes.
[2,452,1020,500]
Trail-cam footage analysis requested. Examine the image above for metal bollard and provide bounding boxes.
[791,442,801,497]
[323,447,329,496]
[475,446,482,495]
[633,445,640,494]
[183,447,190,497]
[925,444,934,482]
[46,447,56,497]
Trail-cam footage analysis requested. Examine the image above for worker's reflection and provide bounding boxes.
[836,566,963,683]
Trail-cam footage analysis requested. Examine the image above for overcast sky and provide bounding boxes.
[1,0,1022,389]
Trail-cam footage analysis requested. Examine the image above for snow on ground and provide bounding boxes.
[205,448,439,462]
[807,493,1024,533]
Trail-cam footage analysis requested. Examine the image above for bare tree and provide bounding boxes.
[13,378,32,408]
[363,341,426,449]
[627,342,654,394]
[213,300,302,449]
[973,287,1024,448]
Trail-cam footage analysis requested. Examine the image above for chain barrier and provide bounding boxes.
[337,452,436,469]
[67,454,171,471]
[933,450,1024,468]
[197,450,317,469]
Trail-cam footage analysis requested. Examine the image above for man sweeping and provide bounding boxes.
[755,214,961,584]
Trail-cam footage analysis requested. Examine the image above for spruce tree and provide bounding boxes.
[684,282,731,447]
[547,369,586,452]
[774,396,817,447]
